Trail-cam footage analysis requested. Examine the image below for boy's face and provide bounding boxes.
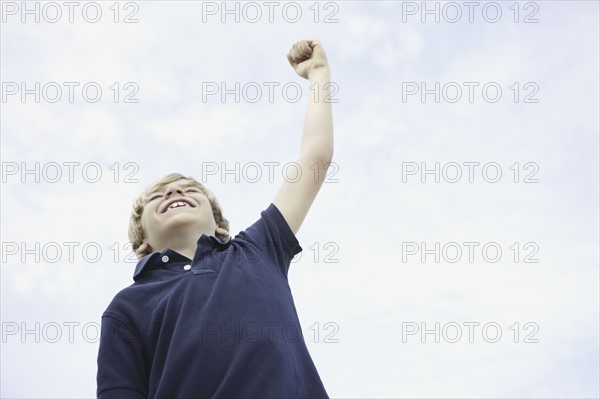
[140,178,217,251]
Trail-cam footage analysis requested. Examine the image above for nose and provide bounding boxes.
[163,182,186,198]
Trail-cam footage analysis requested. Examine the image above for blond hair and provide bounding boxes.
[128,173,229,259]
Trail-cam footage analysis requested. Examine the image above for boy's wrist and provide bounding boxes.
[308,66,331,81]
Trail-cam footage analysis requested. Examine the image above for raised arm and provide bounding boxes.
[273,39,334,235]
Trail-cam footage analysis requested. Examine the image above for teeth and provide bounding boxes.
[168,201,189,210]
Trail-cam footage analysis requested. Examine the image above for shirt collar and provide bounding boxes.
[133,234,231,281]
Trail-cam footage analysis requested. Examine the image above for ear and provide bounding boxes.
[215,227,230,242]
[135,242,152,258]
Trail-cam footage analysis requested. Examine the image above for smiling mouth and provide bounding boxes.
[164,200,196,213]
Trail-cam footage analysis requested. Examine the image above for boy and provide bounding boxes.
[96,39,333,398]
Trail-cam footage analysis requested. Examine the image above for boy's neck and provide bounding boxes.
[168,244,196,261]
[158,231,213,261]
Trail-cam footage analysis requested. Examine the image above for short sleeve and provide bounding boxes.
[96,314,148,398]
[236,203,302,280]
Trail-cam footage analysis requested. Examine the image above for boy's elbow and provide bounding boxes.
[316,146,334,165]
[320,150,334,166]
[303,141,333,164]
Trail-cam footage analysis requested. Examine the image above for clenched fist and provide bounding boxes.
[287,39,329,80]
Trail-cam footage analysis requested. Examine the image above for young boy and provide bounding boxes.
[96,39,334,398]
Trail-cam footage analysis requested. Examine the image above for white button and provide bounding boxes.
[161,255,169,263]
[183,264,191,271]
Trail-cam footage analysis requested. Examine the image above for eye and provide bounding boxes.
[148,194,162,201]
[186,188,199,193]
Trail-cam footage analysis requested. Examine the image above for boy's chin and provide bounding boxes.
[159,219,213,235]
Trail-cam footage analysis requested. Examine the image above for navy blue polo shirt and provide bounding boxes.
[96,203,329,398]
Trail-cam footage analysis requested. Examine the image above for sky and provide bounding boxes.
[1,0,599,398]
